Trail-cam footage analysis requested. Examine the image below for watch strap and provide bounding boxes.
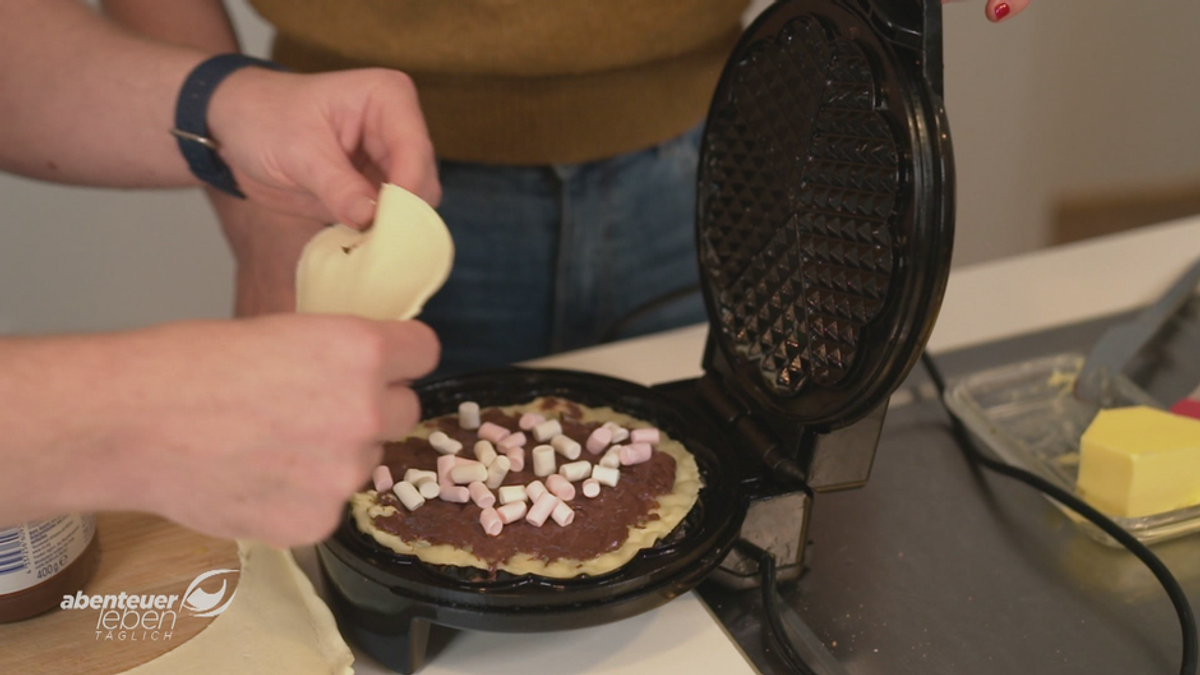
[172,54,288,198]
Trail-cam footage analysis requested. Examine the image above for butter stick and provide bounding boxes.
[1076,406,1200,518]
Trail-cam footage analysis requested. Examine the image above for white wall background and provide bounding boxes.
[2,0,1198,335]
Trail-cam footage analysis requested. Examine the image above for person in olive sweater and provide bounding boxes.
[102,0,1031,376]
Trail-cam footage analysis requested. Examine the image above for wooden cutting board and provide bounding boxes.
[0,512,239,675]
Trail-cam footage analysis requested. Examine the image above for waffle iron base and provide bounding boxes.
[317,368,748,674]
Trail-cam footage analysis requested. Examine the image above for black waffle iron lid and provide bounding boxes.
[697,0,955,431]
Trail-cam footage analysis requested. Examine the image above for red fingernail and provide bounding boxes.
[994,3,1010,20]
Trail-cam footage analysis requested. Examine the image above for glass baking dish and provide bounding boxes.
[943,352,1200,547]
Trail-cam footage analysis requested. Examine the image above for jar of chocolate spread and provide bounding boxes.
[0,514,99,623]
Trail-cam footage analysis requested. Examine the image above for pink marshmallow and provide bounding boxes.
[620,442,653,466]
[468,481,496,509]
[629,428,661,445]
[582,478,601,499]
[477,422,511,444]
[437,454,470,481]
[525,492,559,528]
[372,465,394,493]
[479,507,503,536]
[585,426,613,454]
[551,501,575,527]
[518,413,546,431]
[505,446,525,472]
[438,482,470,503]
[546,474,576,501]
[497,501,527,524]
[497,431,527,451]
[526,479,548,503]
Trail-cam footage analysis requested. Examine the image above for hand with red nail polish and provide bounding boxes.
[943,0,1032,23]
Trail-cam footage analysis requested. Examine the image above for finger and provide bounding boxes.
[985,0,1031,22]
[361,75,442,207]
[385,144,441,208]
[379,385,423,441]
[296,143,381,229]
[354,441,386,479]
[377,320,441,383]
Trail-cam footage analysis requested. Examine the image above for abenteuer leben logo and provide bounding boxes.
[60,568,239,642]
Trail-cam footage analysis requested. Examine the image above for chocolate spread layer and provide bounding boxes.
[369,398,677,567]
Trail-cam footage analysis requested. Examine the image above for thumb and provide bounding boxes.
[299,146,379,228]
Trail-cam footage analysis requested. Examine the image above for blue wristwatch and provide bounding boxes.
[171,54,289,198]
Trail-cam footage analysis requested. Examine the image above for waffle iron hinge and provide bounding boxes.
[696,373,813,589]
[695,374,807,485]
[860,0,945,96]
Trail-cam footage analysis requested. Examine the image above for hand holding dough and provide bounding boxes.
[296,184,454,320]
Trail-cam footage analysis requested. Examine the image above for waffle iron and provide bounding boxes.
[317,0,955,671]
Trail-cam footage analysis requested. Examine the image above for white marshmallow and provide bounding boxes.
[428,431,463,455]
[525,492,559,527]
[550,434,582,460]
[630,427,661,445]
[479,507,503,536]
[551,501,575,527]
[602,421,630,444]
[591,465,620,488]
[600,446,622,469]
[518,413,546,431]
[497,501,527,524]
[404,468,438,487]
[468,481,496,509]
[620,442,653,466]
[496,431,527,451]
[458,401,481,430]
[485,455,511,489]
[392,481,425,511]
[473,440,497,466]
[526,479,548,503]
[558,460,592,482]
[532,419,563,443]
[582,478,601,498]
[450,461,489,485]
[546,474,576,501]
[505,446,526,472]
[585,427,613,454]
[372,465,394,493]
[417,480,441,500]
[531,445,557,477]
[497,484,527,505]
[477,422,511,444]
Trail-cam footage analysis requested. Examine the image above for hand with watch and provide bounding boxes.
[178,54,442,228]
[0,0,439,229]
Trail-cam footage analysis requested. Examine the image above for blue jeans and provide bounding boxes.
[421,126,706,376]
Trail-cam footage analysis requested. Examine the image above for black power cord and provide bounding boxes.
[921,350,1198,675]
[735,539,819,675]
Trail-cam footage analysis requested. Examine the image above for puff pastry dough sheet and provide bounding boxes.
[120,543,353,675]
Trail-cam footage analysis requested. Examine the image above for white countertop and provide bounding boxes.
[320,214,1200,675]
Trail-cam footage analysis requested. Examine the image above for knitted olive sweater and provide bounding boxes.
[249,0,749,164]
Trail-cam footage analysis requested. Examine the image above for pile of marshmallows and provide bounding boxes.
[371,402,663,537]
